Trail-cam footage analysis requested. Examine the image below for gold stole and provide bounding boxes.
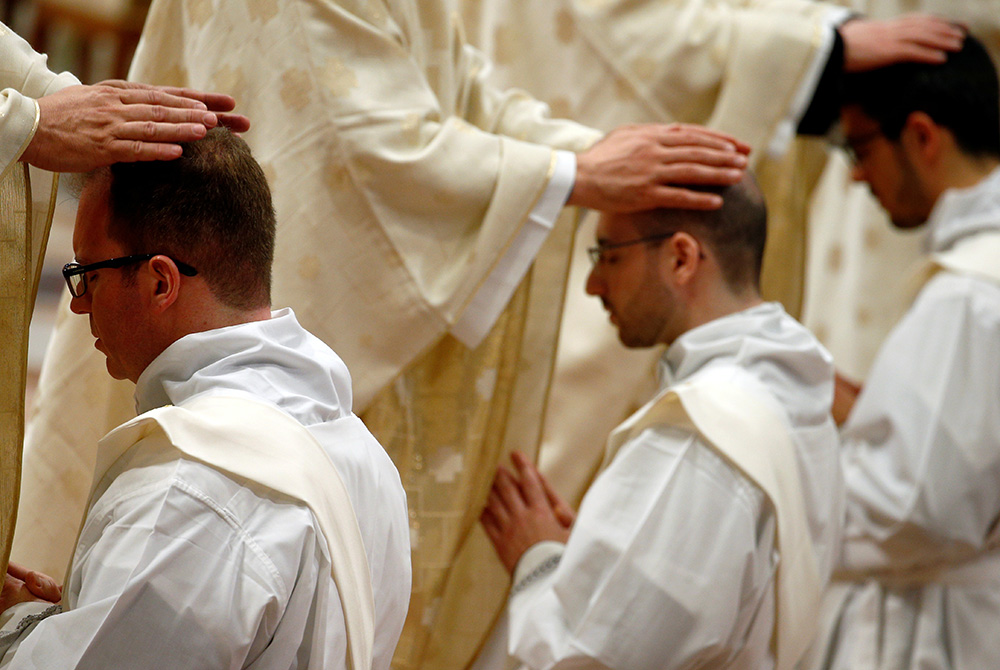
[79,395,375,670]
[605,380,822,670]
[0,160,56,577]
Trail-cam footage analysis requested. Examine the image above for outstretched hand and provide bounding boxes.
[840,14,965,73]
[20,81,251,172]
[1,562,61,612]
[480,451,575,575]
[568,123,750,213]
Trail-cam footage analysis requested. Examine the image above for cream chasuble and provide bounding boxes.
[459,0,836,516]
[604,381,822,670]
[15,3,602,669]
[434,4,837,668]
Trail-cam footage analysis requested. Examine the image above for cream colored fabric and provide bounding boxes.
[803,0,1000,380]
[89,394,374,669]
[458,0,834,514]
[0,163,32,582]
[16,2,602,669]
[0,22,77,579]
[604,380,822,670]
[430,6,834,668]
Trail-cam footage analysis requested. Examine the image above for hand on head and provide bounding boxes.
[569,123,750,213]
[20,80,251,173]
[480,451,575,575]
[840,14,965,73]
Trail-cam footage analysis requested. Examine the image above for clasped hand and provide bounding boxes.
[480,451,576,575]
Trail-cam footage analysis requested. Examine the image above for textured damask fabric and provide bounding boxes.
[15,3,602,669]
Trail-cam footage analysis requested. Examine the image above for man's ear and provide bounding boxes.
[901,111,942,163]
[145,255,183,312]
[662,232,702,287]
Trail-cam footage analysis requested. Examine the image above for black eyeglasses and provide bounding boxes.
[62,254,198,298]
[587,232,677,266]
[839,130,883,165]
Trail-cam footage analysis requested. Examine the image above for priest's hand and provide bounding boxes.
[1,562,61,612]
[568,123,750,213]
[832,371,863,427]
[481,451,575,575]
[840,15,964,73]
[20,81,251,173]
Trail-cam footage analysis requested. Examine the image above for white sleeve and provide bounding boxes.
[765,6,852,157]
[507,426,775,670]
[841,273,1000,571]
[450,150,576,346]
[4,463,324,669]
[0,23,80,172]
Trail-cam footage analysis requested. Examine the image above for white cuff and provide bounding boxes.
[450,150,576,347]
[511,540,565,597]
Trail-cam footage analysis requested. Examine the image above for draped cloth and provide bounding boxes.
[87,395,375,669]
[15,3,601,669]
[0,161,57,578]
[604,381,822,670]
[448,4,836,669]
[459,0,836,512]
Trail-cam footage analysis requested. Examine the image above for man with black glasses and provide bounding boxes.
[0,127,410,670]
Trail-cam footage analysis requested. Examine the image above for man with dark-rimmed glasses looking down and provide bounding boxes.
[479,174,843,670]
[0,127,410,669]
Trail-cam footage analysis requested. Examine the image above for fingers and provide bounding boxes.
[6,563,61,603]
[510,451,548,507]
[99,80,240,113]
[493,465,528,515]
[537,470,576,528]
[657,124,752,155]
[6,562,30,582]
[156,88,238,113]
[217,112,252,133]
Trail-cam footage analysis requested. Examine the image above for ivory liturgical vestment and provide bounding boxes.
[15,3,599,669]
[6,309,410,669]
[498,303,843,669]
[805,169,1000,670]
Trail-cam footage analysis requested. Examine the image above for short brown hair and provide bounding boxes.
[632,172,767,293]
[93,127,275,310]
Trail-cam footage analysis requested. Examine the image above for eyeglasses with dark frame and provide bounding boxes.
[62,254,198,298]
[587,231,677,266]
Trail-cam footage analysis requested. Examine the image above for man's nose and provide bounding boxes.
[69,293,91,315]
[585,265,602,296]
[850,162,866,183]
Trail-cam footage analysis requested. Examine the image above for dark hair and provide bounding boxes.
[842,33,1000,159]
[91,127,275,310]
[633,173,767,293]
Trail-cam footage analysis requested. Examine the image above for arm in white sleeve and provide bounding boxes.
[767,6,852,156]
[508,426,775,670]
[840,274,1000,572]
[0,22,80,172]
[4,461,327,669]
[450,150,575,346]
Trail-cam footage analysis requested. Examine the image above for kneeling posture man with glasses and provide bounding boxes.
[480,174,843,670]
[0,128,411,670]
